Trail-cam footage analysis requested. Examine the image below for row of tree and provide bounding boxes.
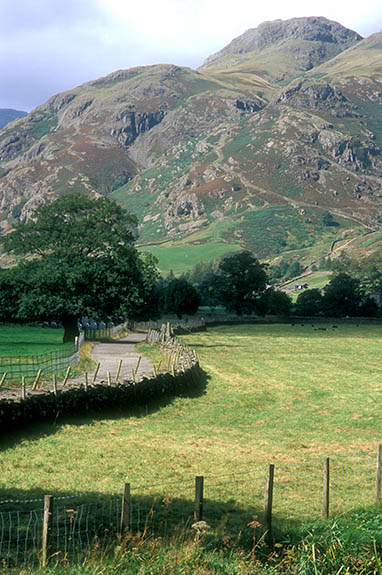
[0,194,380,341]
[295,274,379,318]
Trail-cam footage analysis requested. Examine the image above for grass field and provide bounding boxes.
[0,325,70,357]
[282,271,332,298]
[2,323,382,572]
[1,324,380,500]
[141,241,242,274]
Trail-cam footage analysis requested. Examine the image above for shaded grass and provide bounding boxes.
[8,508,382,574]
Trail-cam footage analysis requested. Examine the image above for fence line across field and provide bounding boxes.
[0,447,379,568]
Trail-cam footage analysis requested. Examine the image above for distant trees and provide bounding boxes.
[186,251,293,316]
[295,273,379,318]
[321,273,363,317]
[160,277,200,318]
[295,288,323,317]
[213,251,268,315]
[258,288,292,316]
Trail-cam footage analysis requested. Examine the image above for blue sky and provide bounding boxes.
[1,0,381,111]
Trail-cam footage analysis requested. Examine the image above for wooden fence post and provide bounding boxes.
[107,371,112,387]
[84,372,88,391]
[194,476,204,522]
[120,482,131,533]
[63,366,71,386]
[322,457,330,519]
[263,464,274,537]
[376,445,382,505]
[41,495,53,567]
[134,356,141,378]
[52,374,57,396]
[32,369,42,391]
[0,372,7,387]
[92,362,100,384]
[116,359,123,382]
[21,376,26,400]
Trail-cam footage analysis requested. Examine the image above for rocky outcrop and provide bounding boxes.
[204,17,361,67]
[165,193,206,233]
[317,130,381,171]
[275,82,348,109]
[110,109,166,147]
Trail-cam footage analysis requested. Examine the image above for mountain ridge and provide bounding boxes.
[0,109,27,131]
[0,17,381,273]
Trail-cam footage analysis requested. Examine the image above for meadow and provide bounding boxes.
[2,322,382,573]
[0,324,69,357]
[1,323,381,501]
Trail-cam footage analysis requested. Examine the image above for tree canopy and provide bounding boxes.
[1,194,158,341]
[214,251,268,315]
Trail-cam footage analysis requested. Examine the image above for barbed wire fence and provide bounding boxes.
[0,447,380,568]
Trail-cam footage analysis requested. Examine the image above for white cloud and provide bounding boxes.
[0,0,381,110]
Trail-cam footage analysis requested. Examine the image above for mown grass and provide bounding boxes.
[1,324,381,498]
[0,325,71,357]
[2,323,382,571]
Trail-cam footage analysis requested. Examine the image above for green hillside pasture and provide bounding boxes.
[140,240,242,274]
[0,324,68,357]
[237,206,364,259]
[282,271,332,297]
[1,323,381,533]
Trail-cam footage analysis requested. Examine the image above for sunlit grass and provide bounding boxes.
[1,323,381,508]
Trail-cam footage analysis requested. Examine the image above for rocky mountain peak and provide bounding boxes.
[203,16,362,68]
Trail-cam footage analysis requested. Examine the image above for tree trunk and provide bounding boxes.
[61,314,79,343]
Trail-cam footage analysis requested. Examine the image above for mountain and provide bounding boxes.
[0,109,27,130]
[0,17,381,274]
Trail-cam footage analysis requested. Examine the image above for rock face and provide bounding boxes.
[0,19,382,267]
[203,17,361,71]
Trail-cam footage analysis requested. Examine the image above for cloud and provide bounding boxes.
[0,0,381,110]
[0,0,105,35]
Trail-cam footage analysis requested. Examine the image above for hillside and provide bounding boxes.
[0,17,381,273]
[0,109,27,130]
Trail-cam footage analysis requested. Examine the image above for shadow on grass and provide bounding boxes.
[0,367,209,451]
[2,480,363,571]
[0,484,269,569]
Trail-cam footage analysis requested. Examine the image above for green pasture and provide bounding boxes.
[0,324,69,357]
[282,270,332,298]
[1,323,381,512]
[141,241,242,274]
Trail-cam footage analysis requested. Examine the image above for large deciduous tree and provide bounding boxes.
[215,251,268,315]
[161,277,200,318]
[1,194,158,341]
[322,273,363,317]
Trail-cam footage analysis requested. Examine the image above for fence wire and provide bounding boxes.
[0,346,79,379]
[0,450,380,567]
[130,478,195,536]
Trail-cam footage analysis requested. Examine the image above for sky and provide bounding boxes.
[1,0,381,111]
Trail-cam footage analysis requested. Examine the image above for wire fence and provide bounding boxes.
[0,332,86,381]
[0,345,79,379]
[0,449,378,568]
